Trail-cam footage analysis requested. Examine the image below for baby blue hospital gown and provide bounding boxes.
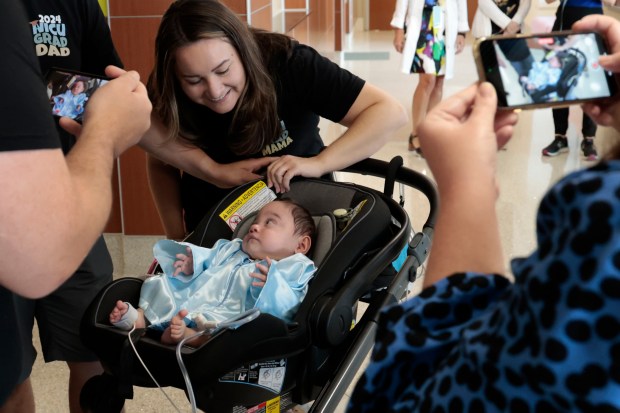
[139,239,316,330]
[526,60,562,90]
[52,89,86,118]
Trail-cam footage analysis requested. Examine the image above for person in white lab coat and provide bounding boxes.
[391,0,469,155]
[472,0,531,38]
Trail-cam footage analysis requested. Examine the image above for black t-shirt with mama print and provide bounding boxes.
[178,41,365,231]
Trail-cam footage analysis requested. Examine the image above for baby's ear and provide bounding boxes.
[296,235,311,255]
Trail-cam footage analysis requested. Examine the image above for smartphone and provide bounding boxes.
[44,68,110,122]
[473,31,618,110]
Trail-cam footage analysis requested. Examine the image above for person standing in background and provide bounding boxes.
[541,0,603,160]
[471,0,533,79]
[391,0,469,156]
[472,0,531,38]
[13,1,124,412]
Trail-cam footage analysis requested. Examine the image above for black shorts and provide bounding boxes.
[0,289,35,404]
[17,236,113,364]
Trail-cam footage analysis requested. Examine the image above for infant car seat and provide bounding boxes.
[528,47,587,102]
[80,157,437,413]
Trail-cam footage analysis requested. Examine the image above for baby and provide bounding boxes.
[52,79,87,119]
[109,199,317,345]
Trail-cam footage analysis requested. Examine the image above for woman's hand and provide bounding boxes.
[210,157,277,188]
[265,155,324,193]
[393,29,405,53]
[456,34,466,54]
[503,21,521,35]
[419,82,518,286]
[418,82,518,191]
[575,15,620,132]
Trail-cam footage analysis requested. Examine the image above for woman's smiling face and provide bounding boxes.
[174,37,246,114]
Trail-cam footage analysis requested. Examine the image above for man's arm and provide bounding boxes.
[0,69,151,298]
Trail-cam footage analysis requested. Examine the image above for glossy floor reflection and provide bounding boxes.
[30,22,614,413]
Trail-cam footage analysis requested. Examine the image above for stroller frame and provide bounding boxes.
[80,156,438,413]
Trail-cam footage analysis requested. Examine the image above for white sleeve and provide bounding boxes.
[391,0,410,29]
[478,0,512,30]
[512,0,532,25]
[457,0,471,32]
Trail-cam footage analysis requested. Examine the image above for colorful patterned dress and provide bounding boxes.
[411,0,447,75]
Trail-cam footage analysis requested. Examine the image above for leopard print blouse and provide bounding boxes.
[348,161,620,413]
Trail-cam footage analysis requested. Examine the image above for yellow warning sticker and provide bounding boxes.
[219,181,277,230]
[244,395,280,413]
[265,396,280,413]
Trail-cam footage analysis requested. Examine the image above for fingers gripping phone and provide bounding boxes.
[44,68,110,123]
[474,31,618,110]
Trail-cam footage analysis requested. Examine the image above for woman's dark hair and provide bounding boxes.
[147,0,293,155]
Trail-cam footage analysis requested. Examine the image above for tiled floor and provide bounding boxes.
[29,19,616,413]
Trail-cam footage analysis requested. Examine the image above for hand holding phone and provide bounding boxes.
[45,68,110,123]
[474,31,618,110]
[50,66,152,157]
[573,15,620,131]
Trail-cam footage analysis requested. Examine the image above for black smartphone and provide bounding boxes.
[473,31,618,110]
[44,68,110,123]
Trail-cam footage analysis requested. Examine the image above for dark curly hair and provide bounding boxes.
[274,199,316,240]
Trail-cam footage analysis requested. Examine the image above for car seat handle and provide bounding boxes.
[383,156,404,205]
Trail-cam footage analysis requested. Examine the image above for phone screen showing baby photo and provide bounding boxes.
[45,68,110,123]
[475,31,618,110]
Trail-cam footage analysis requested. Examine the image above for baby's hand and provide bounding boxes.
[250,257,271,287]
[173,246,194,276]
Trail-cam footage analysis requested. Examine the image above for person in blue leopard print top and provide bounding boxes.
[348,14,620,413]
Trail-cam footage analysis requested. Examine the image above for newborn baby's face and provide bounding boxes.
[71,81,85,95]
[242,202,298,261]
